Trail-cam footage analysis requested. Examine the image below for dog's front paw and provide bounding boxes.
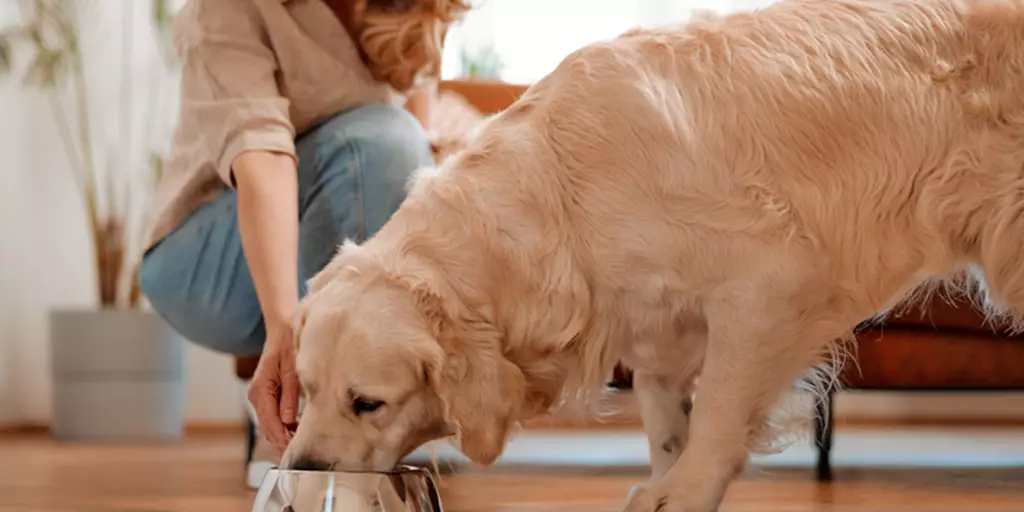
[620,485,665,512]
[619,486,716,512]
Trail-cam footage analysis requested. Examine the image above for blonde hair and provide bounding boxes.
[353,0,471,92]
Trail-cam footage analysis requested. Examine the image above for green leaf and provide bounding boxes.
[153,0,173,31]
[151,0,179,66]
[149,153,164,183]
[461,45,504,79]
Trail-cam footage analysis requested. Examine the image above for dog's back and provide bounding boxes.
[448,0,1024,318]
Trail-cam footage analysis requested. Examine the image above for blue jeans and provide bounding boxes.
[139,105,432,356]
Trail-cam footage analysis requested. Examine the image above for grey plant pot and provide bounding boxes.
[49,308,185,442]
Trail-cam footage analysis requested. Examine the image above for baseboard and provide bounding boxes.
[183,421,247,436]
[835,415,1024,428]
[0,421,246,438]
[5,417,1023,439]
[517,410,1024,431]
[522,413,643,430]
[4,391,1024,436]
[0,424,48,436]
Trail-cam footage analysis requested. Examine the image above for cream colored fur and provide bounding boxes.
[284,0,1024,510]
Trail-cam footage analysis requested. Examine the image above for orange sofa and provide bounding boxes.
[813,293,1024,480]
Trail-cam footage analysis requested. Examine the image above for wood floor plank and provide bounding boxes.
[1,433,1021,511]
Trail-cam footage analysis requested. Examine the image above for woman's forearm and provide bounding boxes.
[233,150,300,331]
[405,82,435,129]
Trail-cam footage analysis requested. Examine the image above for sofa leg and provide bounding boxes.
[813,389,835,482]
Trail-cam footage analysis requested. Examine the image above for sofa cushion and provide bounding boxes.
[877,293,1022,338]
[843,329,1024,389]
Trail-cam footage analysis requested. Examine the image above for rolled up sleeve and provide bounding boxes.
[172,0,296,187]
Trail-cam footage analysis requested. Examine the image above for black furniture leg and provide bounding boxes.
[245,416,257,466]
[814,389,835,482]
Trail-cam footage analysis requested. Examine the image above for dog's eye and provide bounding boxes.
[352,396,385,416]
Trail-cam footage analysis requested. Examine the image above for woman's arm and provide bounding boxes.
[235,150,302,452]
[234,151,299,331]
[405,82,436,130]
[172,0,301,452]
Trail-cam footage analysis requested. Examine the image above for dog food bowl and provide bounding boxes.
[252,465,443,512]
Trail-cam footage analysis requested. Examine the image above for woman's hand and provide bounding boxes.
[248,323,300,453]
[233,150,301,453]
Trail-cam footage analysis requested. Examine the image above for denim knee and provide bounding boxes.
[296,105,433,281]
[347,106,433,232]
[139,241,265,357]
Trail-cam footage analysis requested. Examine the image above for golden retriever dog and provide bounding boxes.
[282,0,1024,510]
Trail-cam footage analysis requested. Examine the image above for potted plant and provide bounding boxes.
[0,0,185,442]
[460,43,504,79]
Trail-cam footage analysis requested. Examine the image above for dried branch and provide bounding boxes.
[0,29,16,74]
[1,0,180,309]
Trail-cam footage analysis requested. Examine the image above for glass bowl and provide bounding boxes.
[252,465,443,512]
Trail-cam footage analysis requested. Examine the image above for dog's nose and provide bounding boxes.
[286,454,333,471]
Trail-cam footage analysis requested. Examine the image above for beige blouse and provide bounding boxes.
[146,0,403,248]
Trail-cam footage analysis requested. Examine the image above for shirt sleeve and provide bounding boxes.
[170,0,296,188]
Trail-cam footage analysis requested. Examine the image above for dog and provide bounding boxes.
[282,0,1024,510]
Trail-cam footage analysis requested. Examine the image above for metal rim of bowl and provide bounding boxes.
[266,464,431,476]
[261,464,444,510]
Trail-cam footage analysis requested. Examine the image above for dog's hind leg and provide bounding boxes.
[622,276,855,512]
[634,371,696,483]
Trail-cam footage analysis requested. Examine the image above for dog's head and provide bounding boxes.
[282,242,526,471]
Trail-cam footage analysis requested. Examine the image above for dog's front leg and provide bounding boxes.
[622,284,849,512]
[634,371,695,483]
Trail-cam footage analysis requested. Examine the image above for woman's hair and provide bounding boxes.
[353,0,471,92]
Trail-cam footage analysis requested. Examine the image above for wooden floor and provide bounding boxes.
[2,432,1023,511]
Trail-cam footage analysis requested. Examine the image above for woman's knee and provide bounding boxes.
[352,107,434,227]
[139,252,265,356]
[361,104,435,173]
[306,105,433,190]
[296,105,434,278]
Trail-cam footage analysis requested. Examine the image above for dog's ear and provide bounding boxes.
[413,284,525,466]
[291,302,309,351]
[410,282,447,337]
[306,240,364,294]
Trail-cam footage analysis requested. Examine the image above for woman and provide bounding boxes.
[139,0,468,480]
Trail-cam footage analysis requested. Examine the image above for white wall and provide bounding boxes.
[442,0,796,84]
[0,0,244,426]
[0,2,26,422]
[0,121,245,424]
[0,86,246,424]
